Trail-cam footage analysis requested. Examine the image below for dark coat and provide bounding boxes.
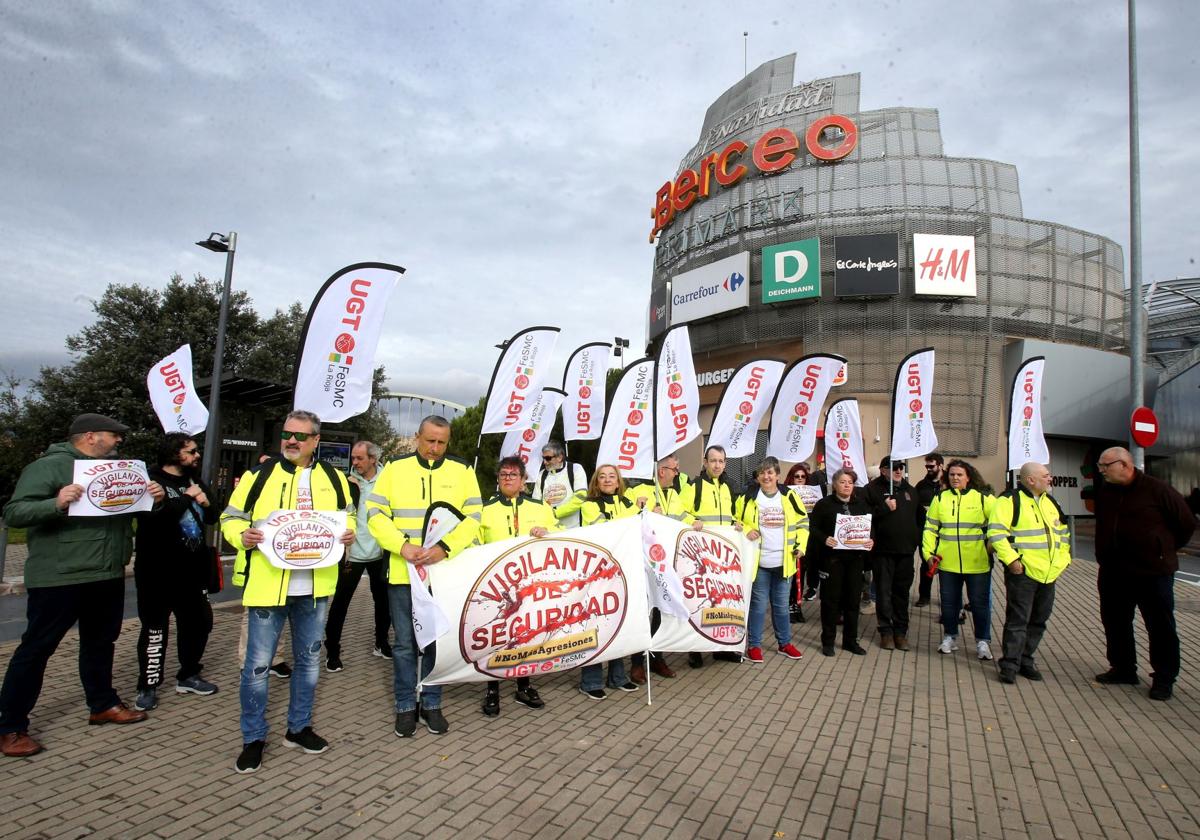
[865,476,921,554]
[807,490,874,569]
[1095,470,1196,576]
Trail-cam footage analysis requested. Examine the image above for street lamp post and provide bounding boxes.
[195,231,237,488]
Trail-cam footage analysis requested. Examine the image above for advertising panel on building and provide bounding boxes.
[762,238,821,304]
[913,233,977,297]
[670,251,750,325]
[834,233,900,297]
[648,282,669,338]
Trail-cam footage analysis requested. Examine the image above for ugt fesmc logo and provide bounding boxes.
[156,360,191,429]
[904,360,927,448]
[728,365,768,450]
[325,277,375,408]
[503,334,539,428]
[661,345,690,446]
[617,364,653,473]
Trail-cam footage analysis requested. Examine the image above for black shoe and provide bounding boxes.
[236,740,265,773]
[394,710,417,738]
[420,707,449,735]
[373,642,393,659]
[283,726,329,754]
[1019,665,1044,682]
[1149,682,1174,701]
[687,652,703,669]
[611,681,640,693]
[269,662,292,679]
[999,671,1017,684]
[482,691,500,717]
[789,606,806,624]
[712,651,742,663]
[821,644,835,657]
[803,587,818,602]
[514,687,544,709]
[914,597,930,607]
[843,643,867,655]
[1095,669,1139,685]
[326,656,343,673]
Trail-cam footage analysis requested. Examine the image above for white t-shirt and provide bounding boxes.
[286,468,315,597]
[532,463,588,528]
[757,489,786,569]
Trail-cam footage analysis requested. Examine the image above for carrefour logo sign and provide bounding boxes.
[669,251,750,326]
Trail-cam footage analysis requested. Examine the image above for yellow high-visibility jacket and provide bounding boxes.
[366,453,481,584]
[685,473,735,527]
[625,481,696,524]
[477,493,560,543]
[579,493,638,526]
[922,487,995,574]
[735,488,810,579]
[987,488,1072,583]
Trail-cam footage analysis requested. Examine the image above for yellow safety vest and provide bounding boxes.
[987,488,1072,583]
[477,493,559,543]
[735,488,810,579]
[922,488,995,574]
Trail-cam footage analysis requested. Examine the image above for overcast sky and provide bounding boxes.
[1,0,1196,407]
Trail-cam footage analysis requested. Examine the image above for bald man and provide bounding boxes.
[1094,447,1195,701]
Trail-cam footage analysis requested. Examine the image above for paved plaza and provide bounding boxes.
[3,554,1200,840]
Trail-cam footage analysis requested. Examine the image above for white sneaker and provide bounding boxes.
[938,635,958,654]
[977,640,993,660]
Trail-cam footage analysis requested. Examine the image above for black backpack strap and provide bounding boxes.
[317,460,347,510]
[693,478,704,512]
[241,461,276,519]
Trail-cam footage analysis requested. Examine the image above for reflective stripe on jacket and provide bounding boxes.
[580,494,638,526]
[365,453,482,584]
[625,482,695,524]
[987,488,1072,583]
[477,493,559,543]
[686,474,734,526]
[921,488,995,574]
[735,488,810,579]
[220,460,352,606]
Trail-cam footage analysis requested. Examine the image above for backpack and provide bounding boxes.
[237,458,348,573]
[540,462,579,497]
[999,487,1064,544]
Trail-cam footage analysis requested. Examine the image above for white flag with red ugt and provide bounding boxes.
[825,398,869,486]
[147,344,209,435]
[481,326,561,434]
[890,348,938,461]
[767,354,845,463]
[707,360,786,459]
[595,358,656,480]
[655,325,701,457]
[562,342,610,441]
[501,389,565,472]
[1007,357,1049,471]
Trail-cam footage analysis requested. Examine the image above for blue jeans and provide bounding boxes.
[580,658,628,691]
[388,584,439,712]
[748,566,792,648]
[240,596,328,743]
[938,570,992,641]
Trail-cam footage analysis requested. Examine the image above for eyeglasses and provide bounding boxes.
[891,466,905,471]
[181,448,200,456]
[497,472,523,480]
[925,465,938,471]
[1097,460,1124,469]
[281,431,314,442]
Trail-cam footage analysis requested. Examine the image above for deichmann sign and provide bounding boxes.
[670,251,750,325]
[762,238,821,303]
[650,115,859,241]
[913,233,977,297]
[834,234,900,297]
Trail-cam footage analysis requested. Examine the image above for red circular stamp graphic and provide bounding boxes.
[335,333,355,354]
[82,466,148,513]
[739,401,753,416]
[667,382,683,400]
[909,399,922,413]
[579,386,592,399]
[673,530,747,646]
[837,438,850,451]
[266,511,339,568]
[1023,406,1034,419]
[522,428,536,442]
[627,409,643,425]
[795,402,809,417]
[514,374,530,390]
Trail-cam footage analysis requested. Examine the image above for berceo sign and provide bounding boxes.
[670,251,750,326]
[834,234,900,297]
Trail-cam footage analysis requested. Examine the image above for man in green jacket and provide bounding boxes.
[0,413,165,758]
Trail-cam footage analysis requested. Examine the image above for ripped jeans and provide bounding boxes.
[239,597,328,743]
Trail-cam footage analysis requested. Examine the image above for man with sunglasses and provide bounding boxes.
[222,410,355,773]
[1094,447,1195,701]
[531,439,588,528]
[914,453,947,607]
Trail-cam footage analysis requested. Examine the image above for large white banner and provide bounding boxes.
[649,522,756,654]
[595,358,656,480]
[147,344,209,436]
[69,460,154,516]
[655,325,702,457]
[481,326,561,434]
[1008,356,1050,471]
[294,263,403,422]
[501,388,565,472]
[913,233,977,297]
[562,342,610,441]
[890,348,939,461]
[422,517,652,685]
[707,360,786,459]
[258,509,346,570]
[767,354,845,463]
[824,399,868,486]
[670,251,750,325]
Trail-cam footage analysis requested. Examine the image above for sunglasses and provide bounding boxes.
[281,431,314,442]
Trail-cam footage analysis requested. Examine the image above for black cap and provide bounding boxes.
[880,456,905,471]
[68,413,130,436]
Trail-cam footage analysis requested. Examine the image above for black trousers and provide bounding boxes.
[819,554,864,647]
[1098,565,1179,684]
[135,564,213,689]
[875,552,915,635]
[324,557,391,655]
[917,551,934,600]
[0,578,124,733]
[1000,570,1056,674]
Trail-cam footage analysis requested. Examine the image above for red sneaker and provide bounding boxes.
[778,643,804,660]
[746,647,764,663]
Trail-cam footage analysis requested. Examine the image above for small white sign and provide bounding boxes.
[670,251,750,325]
[69,460,153,516]
[789,485,824,511]
[833,513,872,550]
[259,509,346,570]
[913,234,977,297]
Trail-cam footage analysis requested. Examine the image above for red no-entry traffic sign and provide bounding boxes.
[1130,406,1159,448]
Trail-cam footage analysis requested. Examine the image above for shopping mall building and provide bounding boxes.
[643,55,1163,512]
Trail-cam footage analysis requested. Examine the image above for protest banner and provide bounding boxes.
[422,517,652,685]
[69,460,154,516]
[147,344,209,435]
[790,484,824,511]
[257,509,346,569]
[834,513,872,550]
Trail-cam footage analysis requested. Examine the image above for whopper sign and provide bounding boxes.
[670,251,749,325]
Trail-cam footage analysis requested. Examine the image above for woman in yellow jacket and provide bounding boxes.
[578,465,640,699]
[736,457,809,663]
[476,456,559,717]
[921,459,996,659]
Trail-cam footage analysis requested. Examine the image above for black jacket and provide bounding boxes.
[864,476,921,553]
[807,490,874,568]
[1095,470,1196,576]
[135,467,218,580]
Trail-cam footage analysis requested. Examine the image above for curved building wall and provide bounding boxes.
[648,55,1125,473]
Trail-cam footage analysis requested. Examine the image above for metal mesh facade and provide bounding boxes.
[649,57,1126,458]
